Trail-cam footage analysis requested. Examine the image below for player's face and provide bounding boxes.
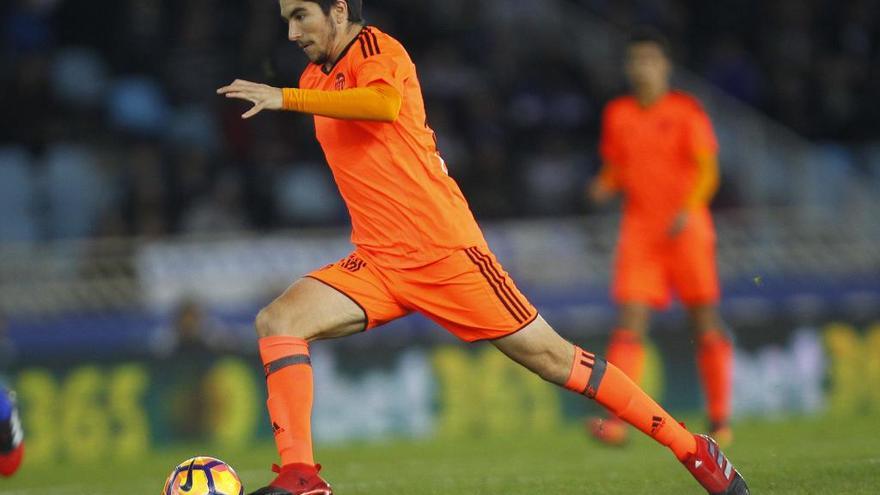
[280,0,338,64]
[625,42,671,93]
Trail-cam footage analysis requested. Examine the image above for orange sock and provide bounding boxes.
[606,328,645,384]
[259,336,315,467]
[566,346,696,461]
[697,330,733,428]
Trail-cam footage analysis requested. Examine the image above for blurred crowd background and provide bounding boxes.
[3,0,880,243]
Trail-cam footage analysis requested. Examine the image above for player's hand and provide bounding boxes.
[587,179,616,205]
[669,211,690,237]
[217,79,283,119]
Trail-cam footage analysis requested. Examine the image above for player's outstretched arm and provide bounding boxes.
[218,79,402,122]
[217,79,283,119]
[669,151,719,236]
[684,151,720,209]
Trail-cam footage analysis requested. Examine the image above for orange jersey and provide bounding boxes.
[599,91,718,233]
[299,27,485,268]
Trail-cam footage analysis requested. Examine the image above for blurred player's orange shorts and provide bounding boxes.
[307,246,538,342]
[613,212,720,309]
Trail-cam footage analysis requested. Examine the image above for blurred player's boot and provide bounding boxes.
[683,434,749,495]
[0,389,24,477]
[587,416,628,446]
[248,463,332,495]
[710,421,733,449]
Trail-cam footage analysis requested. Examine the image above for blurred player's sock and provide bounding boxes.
[696,330,732,435]
[606,328,645,383]
[566,346,696,461]
[589,329,644,445]
[259,336,315,468]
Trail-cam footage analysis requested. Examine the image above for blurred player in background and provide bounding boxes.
[0,387,24,477]
[219,2,748,494]
[587,28,734,447]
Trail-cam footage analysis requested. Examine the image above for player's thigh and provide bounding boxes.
[669,225,720,306]
[613,237,670,309]
[256,277,365,341]
[395,246,538,342]
[256,254,408,341]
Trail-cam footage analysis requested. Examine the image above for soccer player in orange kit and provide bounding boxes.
[587,28,735,448]
[218,2,748,494]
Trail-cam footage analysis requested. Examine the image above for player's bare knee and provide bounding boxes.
[255,301,326,341]
[254,303,301,339]
[254,305,279,338]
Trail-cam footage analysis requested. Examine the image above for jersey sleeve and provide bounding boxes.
[599,102,624,166]
[686,103,719,156]
[352,33,411,96]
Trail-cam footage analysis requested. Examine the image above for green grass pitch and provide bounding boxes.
[2,414,878,494]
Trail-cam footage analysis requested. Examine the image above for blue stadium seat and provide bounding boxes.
[43,143,113,239]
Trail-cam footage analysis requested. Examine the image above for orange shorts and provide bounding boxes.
[613,215,720,309]
[306,245,538,342]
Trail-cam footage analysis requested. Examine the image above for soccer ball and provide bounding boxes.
[163,456,244,495]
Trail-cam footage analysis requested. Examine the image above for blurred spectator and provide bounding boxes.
[0,53,52,149]
[150,299,237,359]
[49,46,109,110]
[181,169,251,234]
[123,140,169,238]
[107,76,170,136]
[150,298,239,441]
[112,0,168,74]
[520,135,585,215]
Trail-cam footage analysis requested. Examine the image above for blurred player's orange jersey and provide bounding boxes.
[299,26,485,268]
[600,91,718,235]
[600,91,720,307]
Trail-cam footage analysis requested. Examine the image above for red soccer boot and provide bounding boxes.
[248,463,332,495]
[683,434,750,494]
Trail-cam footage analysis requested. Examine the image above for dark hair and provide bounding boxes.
[304,0,364,23]
[627,26,671,57]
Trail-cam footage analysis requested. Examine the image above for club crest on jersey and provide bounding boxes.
[339,254,366,272]
[335,73,346,90]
